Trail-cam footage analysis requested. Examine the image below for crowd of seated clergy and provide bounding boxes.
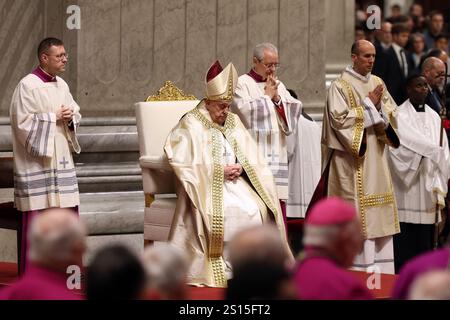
[1,203,449,300]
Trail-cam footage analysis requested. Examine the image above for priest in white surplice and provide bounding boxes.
[231,42,302,222]
[320,40,401,274]
[387,74,449,273]
[9,38,81,274]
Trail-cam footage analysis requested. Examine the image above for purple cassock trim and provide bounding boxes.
[247,69,265,83]
[32,67,57,83]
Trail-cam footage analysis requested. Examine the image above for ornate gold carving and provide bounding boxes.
[146,81,197,101]
[145,193,155,207]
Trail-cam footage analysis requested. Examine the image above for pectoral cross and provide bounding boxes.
[59,157,69,169]
[223,149,232,158]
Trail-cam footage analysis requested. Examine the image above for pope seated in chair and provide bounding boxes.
[164,60,292,288]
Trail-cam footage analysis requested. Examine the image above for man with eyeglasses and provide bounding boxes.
[9,37,81,274]
[231,42,302,226]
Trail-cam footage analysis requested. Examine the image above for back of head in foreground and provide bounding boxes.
[303,197,363,268]
[86,244,147,300]
[28,207,86,272]
[142,243,189,300]
[408,270,450,300]
[226,225,297,299]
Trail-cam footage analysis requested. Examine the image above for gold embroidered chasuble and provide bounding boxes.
[322,70,401,240]
[164,102,290,287]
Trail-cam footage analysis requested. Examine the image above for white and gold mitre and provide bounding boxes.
[205,60,238,101]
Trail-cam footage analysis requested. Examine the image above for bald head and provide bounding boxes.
[28,208,86,268]
[351,40,376,76]
[228,225,290,269]
[422,57,446,88]
[351,40,374,55]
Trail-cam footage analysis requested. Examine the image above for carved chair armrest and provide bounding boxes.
[139,155,171,171]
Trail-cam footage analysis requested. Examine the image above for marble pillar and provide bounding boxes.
[0,0,66,116]
[324,0,355,75]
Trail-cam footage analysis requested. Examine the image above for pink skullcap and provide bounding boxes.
[306,197,357,226]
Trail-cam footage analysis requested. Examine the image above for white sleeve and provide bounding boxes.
[10,82,56,158]
[362,97,389,129]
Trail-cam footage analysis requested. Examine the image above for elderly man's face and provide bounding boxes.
[205,100,231,125]
[253,49,279,79]
[424,61,446,88]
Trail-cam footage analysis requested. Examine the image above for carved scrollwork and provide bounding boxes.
[146,81,197,101]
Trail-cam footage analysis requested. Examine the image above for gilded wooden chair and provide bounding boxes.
[135,81,199,245]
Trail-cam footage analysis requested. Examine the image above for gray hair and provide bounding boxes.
[422,56,444,73]
[142,243,188,295]
[410,32,425,42]
[228,224,288,268]
[28,208,86,263]
[408,270,450,300]
[253,42,278,61]
[303,224,340,249]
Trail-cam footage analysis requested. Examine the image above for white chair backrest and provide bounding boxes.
[135,100,199,159]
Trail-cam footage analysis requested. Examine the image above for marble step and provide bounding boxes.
[79,191,144,235]
[0,117,139,152]
[73,151,139,164]
[76,161,142,193]
[75,162,141,177]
